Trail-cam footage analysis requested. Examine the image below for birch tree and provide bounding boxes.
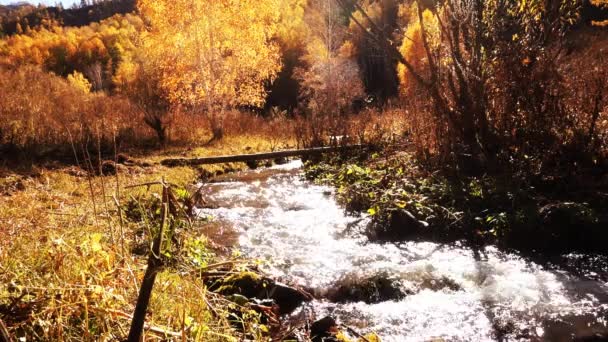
[138,0,283,140]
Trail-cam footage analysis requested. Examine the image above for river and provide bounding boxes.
[195,160,608,341]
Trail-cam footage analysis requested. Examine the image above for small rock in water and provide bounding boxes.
[326,274,407,304]
[274,157,288,165]
[310,316,339,342]
[370,209,429,241]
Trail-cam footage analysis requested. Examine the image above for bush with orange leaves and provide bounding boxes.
[0,65,147,160]
[393,0,608,174]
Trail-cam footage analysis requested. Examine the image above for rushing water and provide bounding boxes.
[195,160,608,341]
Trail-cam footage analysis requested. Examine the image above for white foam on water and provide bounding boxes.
[195,162,608,341]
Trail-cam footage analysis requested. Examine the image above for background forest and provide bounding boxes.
[0,0,606,172]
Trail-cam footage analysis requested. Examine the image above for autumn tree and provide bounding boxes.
[265,0,309,112]
[348,0,400,103]
[114,51,172,144]
[137,0,283,141]
[0,14,143,89]
[295,0,364,145]
[341,0,582,170]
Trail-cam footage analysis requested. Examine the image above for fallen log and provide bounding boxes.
[160,145,366,167]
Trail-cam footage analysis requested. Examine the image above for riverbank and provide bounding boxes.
[304,145,608,254]
[0,136,314,341]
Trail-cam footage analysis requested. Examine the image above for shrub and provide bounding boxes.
[0,65,146,160]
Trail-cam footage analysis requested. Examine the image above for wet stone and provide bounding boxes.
[210,272,312,315]
[368,209,428,241]
[246,160,260,169]
[420,276,462,292]
[326,274,407,304]
[310,316,339,342]
[274,157,288,165]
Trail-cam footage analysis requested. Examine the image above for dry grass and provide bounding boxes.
[0,63,408,340]
[0,66,149,157]
[0,137,290,341]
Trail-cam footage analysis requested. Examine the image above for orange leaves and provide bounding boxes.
[0,14,143,83]
[397,3,439,97]
[137,0,283,112]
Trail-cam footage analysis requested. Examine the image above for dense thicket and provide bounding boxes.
[0,65,142,158]
[341,0,608,175]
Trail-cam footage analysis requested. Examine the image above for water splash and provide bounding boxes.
[195,160,608,341]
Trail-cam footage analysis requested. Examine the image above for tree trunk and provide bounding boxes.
[209,112,224,142]
[156,127,167,146]
[144,114,167,146]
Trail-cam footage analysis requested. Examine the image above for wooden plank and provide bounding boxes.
[160,145,365,167]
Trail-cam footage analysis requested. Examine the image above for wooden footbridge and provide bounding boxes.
[160,144,365,167]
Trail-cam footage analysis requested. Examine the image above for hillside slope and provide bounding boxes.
[0,0,135,35]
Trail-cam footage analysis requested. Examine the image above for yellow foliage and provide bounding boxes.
[397,3,440,97]
[339,40,356,59]
[67,71,91,93]
[276,0,309,48]
[138,0,283,113]
[0,14,143,83]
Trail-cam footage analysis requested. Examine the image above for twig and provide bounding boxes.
[201,292,219,318]
[112,195,127,257]
[44,211,82,217]
[127,180,170,342]
[96,126,115,245]
[0,318,13,342]
[123,181,163,189]
[81,138,100,229]
[196,271,236,278]
[123,181,179,190]
[203,260,244,270]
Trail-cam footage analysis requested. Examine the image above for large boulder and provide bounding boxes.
[368,209,429,241]
[210,272,312,314]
